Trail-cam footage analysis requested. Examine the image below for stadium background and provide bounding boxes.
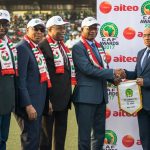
[0,0,96,42]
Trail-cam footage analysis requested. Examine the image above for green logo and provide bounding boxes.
[1,51,9,61]
[100,22,118,37]
[125,88,133,97]
[104,130,117,145]
[141,1,150,15]
[38,57,42,66]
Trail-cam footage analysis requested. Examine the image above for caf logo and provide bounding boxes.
[125,88,133,97]
[100,22,118,37]
[104,130,117,144]
[1,51,9,61]
[141,1,150,15]
[37,57,43,66]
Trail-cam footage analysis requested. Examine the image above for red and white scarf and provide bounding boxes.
[24,35,52,88]
[81,36,108,69]
[46,35,76,85]
[0,36,18,76]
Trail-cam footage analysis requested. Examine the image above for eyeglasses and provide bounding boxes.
[33,26,45,33]
[0,23,10,28]
[52,25,66,30]
[143,34,150,38]
[84,26,98,31]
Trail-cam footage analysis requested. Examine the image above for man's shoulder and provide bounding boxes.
[16,39,28,49]
[72,40,84,50]
[39,38,48,46]
[138,47,147,55]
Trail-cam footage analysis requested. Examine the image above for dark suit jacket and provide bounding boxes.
[0,40,16,115]
[0,71,15,115]
[15,39,47,118]
[126,48,150,110]
[72,41,114,104]
[39,38,72,111]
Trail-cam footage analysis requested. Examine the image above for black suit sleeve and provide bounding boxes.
[17,44,31,107]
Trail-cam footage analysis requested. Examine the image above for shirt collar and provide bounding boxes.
[86,39,94,46]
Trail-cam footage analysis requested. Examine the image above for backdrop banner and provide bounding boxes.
[96,0,150,149]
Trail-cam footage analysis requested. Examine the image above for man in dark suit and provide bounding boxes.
[125,27,150,150]
[0,9,17,150]
[39,16,73,150]
[16,18,51,150]
[72,17,125,150]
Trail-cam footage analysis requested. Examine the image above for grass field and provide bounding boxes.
[7,108,78,150]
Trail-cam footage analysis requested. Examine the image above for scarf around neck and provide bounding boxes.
[46,35,76,85]
[81,36,108,69]
[24,35,52,88]
[0,36,18,76]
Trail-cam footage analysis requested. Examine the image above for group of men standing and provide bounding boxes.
[0,9,150,150]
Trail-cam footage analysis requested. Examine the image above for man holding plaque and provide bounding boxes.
[125,27,150,150]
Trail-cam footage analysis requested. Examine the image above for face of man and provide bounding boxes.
[143,28,150,47]
[27,25,45,43]
[48,25,66,41]
[81,24,98,41]
[0,19,10,39]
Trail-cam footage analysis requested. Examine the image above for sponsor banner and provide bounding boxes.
[96,0,149,149]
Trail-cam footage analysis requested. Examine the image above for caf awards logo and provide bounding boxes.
[100,22,118,37]
[125,88,133,97]
[100,22,119,50]
[104,130,117,144]
[141,1,150,15]
[1,51,9,61]
[140,1,150,24]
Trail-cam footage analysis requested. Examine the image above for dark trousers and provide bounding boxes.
[138,109,150,150]
[0,113,11,150]
[15,115,42,150]
[40,110,68,150]
[74,102,106,150]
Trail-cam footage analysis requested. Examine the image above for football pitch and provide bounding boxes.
[7,108,78,150]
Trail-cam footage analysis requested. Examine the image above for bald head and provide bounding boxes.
[143,27,150,47]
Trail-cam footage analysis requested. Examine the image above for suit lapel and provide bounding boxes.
[140,48,150,75]
[141,56,150,75]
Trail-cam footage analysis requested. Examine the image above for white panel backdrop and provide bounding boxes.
[96,0,150,149]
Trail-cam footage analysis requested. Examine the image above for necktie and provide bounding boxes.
[142,50,150,70]
[58,42,68,66]
[91,43,103,65]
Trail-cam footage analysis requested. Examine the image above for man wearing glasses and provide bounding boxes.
[15,18,51,150]
[0,9,17,150]
[39,16,73,150]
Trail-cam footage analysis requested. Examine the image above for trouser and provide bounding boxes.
[16,115,42,150]
[138,109,150,150]
[0,113,11,150]
[40,109,68,150]
[74,102,106,150]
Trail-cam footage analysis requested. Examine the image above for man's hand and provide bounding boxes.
[114,77,122,86]
[25,105,37,120]
[136,78,144,86]
[114,69,126,79]
[48,101,53,115]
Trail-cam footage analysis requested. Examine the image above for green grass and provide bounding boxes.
[7,108,78,150]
